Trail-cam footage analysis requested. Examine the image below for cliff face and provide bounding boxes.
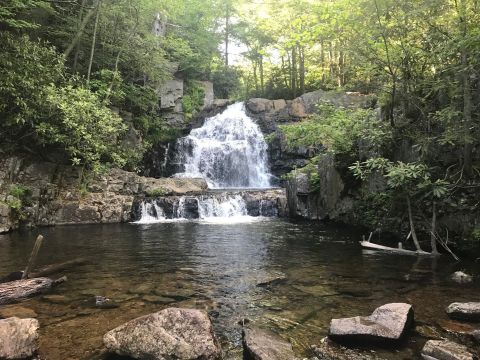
[0,156,207,233]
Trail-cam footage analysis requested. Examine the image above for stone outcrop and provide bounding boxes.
[446,303,480,322]
[0,155,208,233]
[421,340,475,360]
[103,308,221,360]
[242,325,295,360]
[451,271,473,284]
[0,317,39,359]
[329,303,414,344]
[286,153,354,220]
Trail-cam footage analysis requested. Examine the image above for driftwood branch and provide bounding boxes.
[22,235,44,279]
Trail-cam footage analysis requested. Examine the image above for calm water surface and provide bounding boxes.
[0,219,479,359]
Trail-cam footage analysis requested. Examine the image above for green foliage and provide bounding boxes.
[279,104,389,155]
[6,184,32,220]
[145,187,170,197]
[210,65,241,99]
[0,0,52,30]
[182,82,205,120]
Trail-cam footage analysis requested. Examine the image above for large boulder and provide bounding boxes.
[421,340,475,360]
[103,308,221,360]
[446,303,480,322]
[0,317,39,359]
[242,325,295,360]
[329,303,414,344]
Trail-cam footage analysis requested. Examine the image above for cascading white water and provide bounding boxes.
[135,103,277,224]
[174,102,271,188]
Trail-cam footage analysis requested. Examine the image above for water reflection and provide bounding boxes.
[0,220,478,360]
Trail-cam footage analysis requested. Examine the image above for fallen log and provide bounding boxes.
[30,258,88,278]
[0,277,66,305]
[360,241,438,257]
[0,258,88,283]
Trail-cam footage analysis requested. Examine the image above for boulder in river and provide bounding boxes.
[451,271,473,284]
[446,303,480,322]
[103,307,221,360]
[329,303,414,345]
[0,317,39,359]
[421,340,475,360]
[242,325,295,360]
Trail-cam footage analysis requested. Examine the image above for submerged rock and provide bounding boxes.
[446,303,480,322]
[94,296,119,309]
[329,303,414,344]
[103,307,221,360]
[0,317,39,359]
[242,325,295,360]
[312,340,386,360]
[451,271,473,284]
[0,306,37,319]
[421,340,475,360]
[256,272,287,287]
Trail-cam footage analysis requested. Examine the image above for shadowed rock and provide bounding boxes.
[329,303,414,345]
[0,317,39,359]
[242,325,295,360]
[421,340,475,360]
[446,303,480,322]
[312,340,386,360]
[103,308,221,360]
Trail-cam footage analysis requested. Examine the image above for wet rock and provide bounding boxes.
[415,324,442,339]
[329,303,414,344]
[42,294,68,304]
[0,306,37,319]
[0,317,39,359]
[451,271,473,284]
[156,288,196,300]
[446,303,480,322]
[471,330,480,342]
[141,295,176,304]
[95,296,119,309]
[312,340,385,360]
[421,340,475,360]
[128,283,153,295]
[242,325,295,360]
[103,307,221,360]
[256,272,287,287]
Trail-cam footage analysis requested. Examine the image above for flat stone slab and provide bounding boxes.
[421,340,475,360]
[312,341,386,360]
[243,325,295,360]
[329,303,414,344]
[103,307,221,360]
[446,303,480,322]
[0,317,39,359]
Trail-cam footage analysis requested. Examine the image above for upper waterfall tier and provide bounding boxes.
[174,102,271,189]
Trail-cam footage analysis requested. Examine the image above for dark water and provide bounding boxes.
[0,220,479,359]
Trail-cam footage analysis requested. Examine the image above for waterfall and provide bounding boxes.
[174,102,271,189]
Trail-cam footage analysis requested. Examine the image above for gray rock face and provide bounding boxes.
[199,81,214,109]
[103,308,221,360]
[446,303,480,322]
[242,325,295,360]
[286,153,351,220]
[451,271,473,284]
[329,303,414,344]
[158,80,184,109]
[0,155,209,233]
[421,340,475,360]
[0,317,39,359]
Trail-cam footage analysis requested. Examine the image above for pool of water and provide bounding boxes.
[0,219,479,359]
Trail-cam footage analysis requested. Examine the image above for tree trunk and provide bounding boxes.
[86,0,101,85]
[259,54,264,96]
[224,0,230,67]
[407,196,423,251]
[430,201,438,254]
[64,3,97,58]
[72,0,87,72]
[299,45,305,95]
[320,38,325,85]
[291,47,297,98]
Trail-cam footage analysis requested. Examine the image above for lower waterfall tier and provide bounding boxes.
[132,189,286,223]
